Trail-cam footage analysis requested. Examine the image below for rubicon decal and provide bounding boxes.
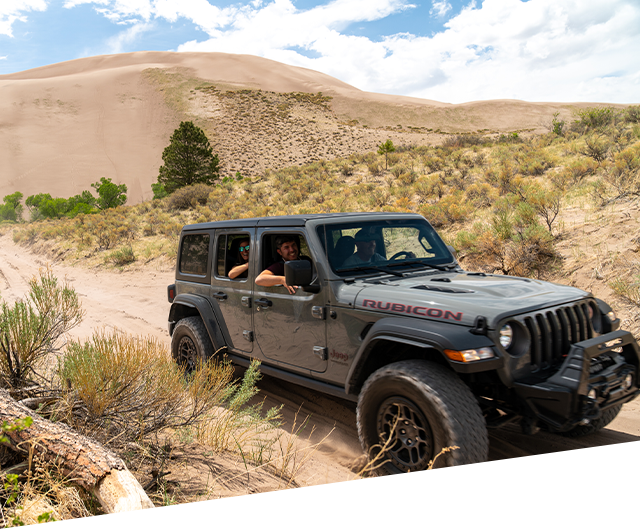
[362,299,463,321]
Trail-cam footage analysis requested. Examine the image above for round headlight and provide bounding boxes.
[499,324,513,348]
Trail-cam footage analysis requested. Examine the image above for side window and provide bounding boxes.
[260,232,312,273]
[179,234,210,276]
[215,232,251,280]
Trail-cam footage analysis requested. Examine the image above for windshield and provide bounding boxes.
[318,218,454,276]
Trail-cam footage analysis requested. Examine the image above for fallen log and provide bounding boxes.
[0,388,154,514]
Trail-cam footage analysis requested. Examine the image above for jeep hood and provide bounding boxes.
[338,272,590,328]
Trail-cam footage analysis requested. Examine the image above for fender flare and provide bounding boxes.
[345,316,498,395]
[168,294,228,352]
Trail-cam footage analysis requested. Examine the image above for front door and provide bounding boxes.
[210,229,254,354]
[253,228,327,373]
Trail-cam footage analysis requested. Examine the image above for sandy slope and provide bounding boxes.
[1,51,626,205]
[0,234,640,529]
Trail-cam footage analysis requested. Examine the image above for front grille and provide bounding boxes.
[519,301,595,371]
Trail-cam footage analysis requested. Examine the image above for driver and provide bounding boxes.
[255,234,312,294]
[342,230,387,267]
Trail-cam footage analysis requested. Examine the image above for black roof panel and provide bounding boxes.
[181,212,423,231]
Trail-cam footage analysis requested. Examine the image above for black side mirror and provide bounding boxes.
[285,260,320,293]
[285,260,312,286]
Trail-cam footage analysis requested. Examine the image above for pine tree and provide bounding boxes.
[157,121,220,194]
[377,139,396,170]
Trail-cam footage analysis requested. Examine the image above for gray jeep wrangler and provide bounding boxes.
[167,212,640,473]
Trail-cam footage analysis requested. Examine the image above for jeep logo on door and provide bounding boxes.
[362,299,463,321]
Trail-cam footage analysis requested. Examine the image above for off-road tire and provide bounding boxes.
[171,316,214,372]
[558,404,622,438]
[357,360,488,475]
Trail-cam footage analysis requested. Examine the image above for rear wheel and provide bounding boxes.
[357,360,488,474]
[558,404,622,438]
[171,316,214,372]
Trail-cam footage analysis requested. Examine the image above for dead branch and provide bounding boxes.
[0,388,153,513]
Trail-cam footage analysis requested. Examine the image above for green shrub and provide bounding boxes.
[563,158,598,183]
[167,184,214,210]
[572,106,618,131]
[550,112,565,135]
[423,156,444,174]
[465,182,497,208]
[85,210,137,250]
[0,270,83,388]
[108,246,136,266]
[518,151,554,176]
[414,175,444,203]
[58,330,233,442]
[455,211,557,278]
[579,134,611,163]
[601,144,640,199]
[441,134,485,148]
[151,182,168,200]
[338,163,354,177]
[419,191,471,227]
[195,360,282,456]
[367,162,382,176]
[623,106,640,124]
[498,132,521,144]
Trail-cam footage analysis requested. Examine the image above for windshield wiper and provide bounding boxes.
[385,259,454,271]
[338,265,405,277]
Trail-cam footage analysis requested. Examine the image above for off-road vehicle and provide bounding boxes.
[167,212,640,473]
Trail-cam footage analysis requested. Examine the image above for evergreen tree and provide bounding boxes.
[157,121,220,194]
[377,139,396,170]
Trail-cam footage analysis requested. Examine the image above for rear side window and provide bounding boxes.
[179,234,210,275]
[215,232,251,279]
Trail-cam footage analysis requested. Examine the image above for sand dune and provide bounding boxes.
[0,51,625,204]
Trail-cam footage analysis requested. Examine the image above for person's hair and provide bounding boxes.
[275,235,297,250]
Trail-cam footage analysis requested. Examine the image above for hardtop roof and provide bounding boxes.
[181,211,425,231]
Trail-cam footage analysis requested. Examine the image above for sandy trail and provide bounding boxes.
[0,234,640,529]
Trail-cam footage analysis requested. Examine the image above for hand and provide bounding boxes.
[283,280,299,295]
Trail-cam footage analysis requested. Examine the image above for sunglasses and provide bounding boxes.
[239,245,250,252]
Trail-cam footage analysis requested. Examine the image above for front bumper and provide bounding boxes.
[512,330,640,432]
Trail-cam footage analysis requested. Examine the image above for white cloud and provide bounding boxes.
[171,0,640,103]
[55,0,640,103]
[430,1,451,18]
[0,0,47,37]
[104,20,152,52]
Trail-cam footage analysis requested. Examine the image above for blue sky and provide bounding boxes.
[1,0,639,104]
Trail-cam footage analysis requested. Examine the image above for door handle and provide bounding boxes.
[254,298,272,308]
[212,291,228,300]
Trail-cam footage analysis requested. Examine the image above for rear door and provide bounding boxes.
[210,228,255,354]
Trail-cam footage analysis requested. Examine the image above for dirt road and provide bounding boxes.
[0,234,640,529]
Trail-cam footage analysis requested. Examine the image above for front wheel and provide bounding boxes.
[171,316,214,372]
[357,360,488,474]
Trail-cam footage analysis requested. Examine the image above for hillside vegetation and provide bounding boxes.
[8,105,640,314]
